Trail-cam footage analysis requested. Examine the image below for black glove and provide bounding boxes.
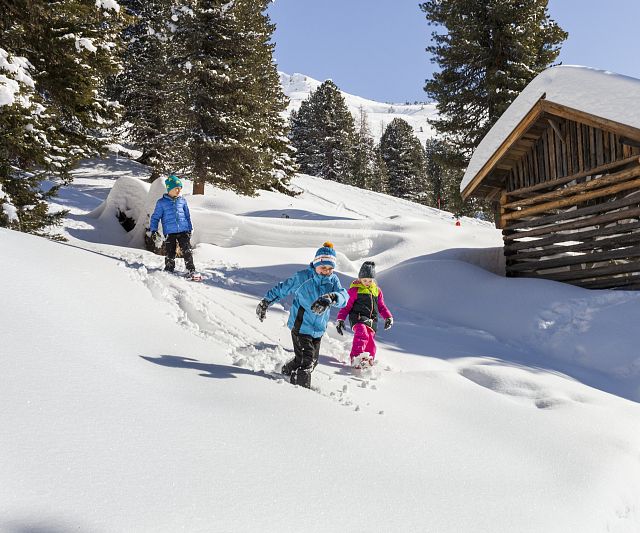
[384,317,393,330]
[336,319,345,335]
[256,298,270,322]
[311,293,336,315]
[150,230,159,239]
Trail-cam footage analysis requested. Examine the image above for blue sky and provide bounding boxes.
[268,0,640,103]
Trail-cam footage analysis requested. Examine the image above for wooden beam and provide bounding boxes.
[506,245,640,273]
[506,155,640,199]
[503,163,640,210]
[502,194,640,232]
[504,220,640,254]
[502,176,640,223]
[547,119,565,144]
[510,260,640,283]
[541,100,640,145]
[461,99,546,200]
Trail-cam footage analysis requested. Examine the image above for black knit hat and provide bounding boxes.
[358,261,376,279]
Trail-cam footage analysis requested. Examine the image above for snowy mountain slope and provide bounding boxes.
[280,71,438,143]
[2,155,640,532]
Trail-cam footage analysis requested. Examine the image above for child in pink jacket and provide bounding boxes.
[336,261,393,368]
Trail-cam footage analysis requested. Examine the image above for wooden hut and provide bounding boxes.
[461,66,640,289]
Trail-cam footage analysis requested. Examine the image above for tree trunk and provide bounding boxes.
[192,178,205,195]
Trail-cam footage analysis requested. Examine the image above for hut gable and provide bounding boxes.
[462,66,640,290]
[462,66,640,200]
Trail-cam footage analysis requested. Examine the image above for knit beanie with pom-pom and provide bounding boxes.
[312,242,337,268]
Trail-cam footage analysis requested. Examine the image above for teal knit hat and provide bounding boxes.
[165,174,183,192]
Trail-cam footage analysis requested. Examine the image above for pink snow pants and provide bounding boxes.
[350,323,377,361]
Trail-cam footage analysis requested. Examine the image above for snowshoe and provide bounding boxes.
[352,353,373,370]
[351,353,379,379]
[185,271,203,282]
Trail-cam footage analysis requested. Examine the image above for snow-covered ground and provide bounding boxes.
[280,71,438,143]
[2,153,640,532]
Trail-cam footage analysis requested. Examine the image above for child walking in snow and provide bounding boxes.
[336,261,393,369]
[149,175,198,278]
[256,242,348,389]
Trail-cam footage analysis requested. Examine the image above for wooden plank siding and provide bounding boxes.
[501,116,640,290]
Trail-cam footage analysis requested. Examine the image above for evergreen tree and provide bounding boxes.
[380,118,428,203]
[0,0,125,236]
[350,106,376,189]
[115,0,173,180]
[167,0,295,195]
[424,138,444,208]
[290,80,356,183]
[424,138,478,216]
[369,146,389,194]
[420,0,567,160]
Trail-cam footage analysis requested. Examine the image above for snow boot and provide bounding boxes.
[290,367,311,389]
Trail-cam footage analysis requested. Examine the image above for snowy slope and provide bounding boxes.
[2,155,640,532]
[280,71,438,143]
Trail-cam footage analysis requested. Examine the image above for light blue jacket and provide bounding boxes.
[264,265,348,338]
[150,194,193,235]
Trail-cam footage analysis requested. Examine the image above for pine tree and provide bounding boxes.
[350,107,376,189]
[290,80,356,183]
[115,0,173,180]
[380,118,428,203]
[0,0,125,236]
[424,138,477,216]
[369,146,389,194]
[166,0,295,196]
[420,0,567,160]
[424,138,444,208]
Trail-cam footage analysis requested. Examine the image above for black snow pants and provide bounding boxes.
[284,331,321,389]
[165,232,195,272]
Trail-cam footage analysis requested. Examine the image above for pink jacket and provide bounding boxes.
[337,280,392,331]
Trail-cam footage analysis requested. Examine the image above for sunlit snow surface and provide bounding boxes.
[2,154,640,532]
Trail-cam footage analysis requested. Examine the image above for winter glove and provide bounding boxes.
[384,317,394,330]
[148,230,163,246]
[256,298,270,322]
[336,319,345,336]
[311,293,337,315]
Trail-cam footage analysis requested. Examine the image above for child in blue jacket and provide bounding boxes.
[256,242,348,389]
[149,175,196,275]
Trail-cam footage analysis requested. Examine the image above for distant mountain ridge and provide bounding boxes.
[279,72,438,144]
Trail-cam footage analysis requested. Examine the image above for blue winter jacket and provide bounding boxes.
[149,194,193,235]
[264,265,348,338]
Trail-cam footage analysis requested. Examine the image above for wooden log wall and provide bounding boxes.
[500,117,640,290]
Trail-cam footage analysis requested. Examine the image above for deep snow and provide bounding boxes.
[2,154,640,532]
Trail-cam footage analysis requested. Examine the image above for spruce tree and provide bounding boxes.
[351,107,376,189]
[369,147,389,194]
[424,138,478,216]
[380,118,428,203]
[167,0,295,195]
[420,0,567,160]
[115,0,173,180]
[290,80,356,183]
[424,138,444,208]
[0,0,125,236]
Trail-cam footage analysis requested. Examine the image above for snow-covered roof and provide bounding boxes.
[462,65,640,195]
